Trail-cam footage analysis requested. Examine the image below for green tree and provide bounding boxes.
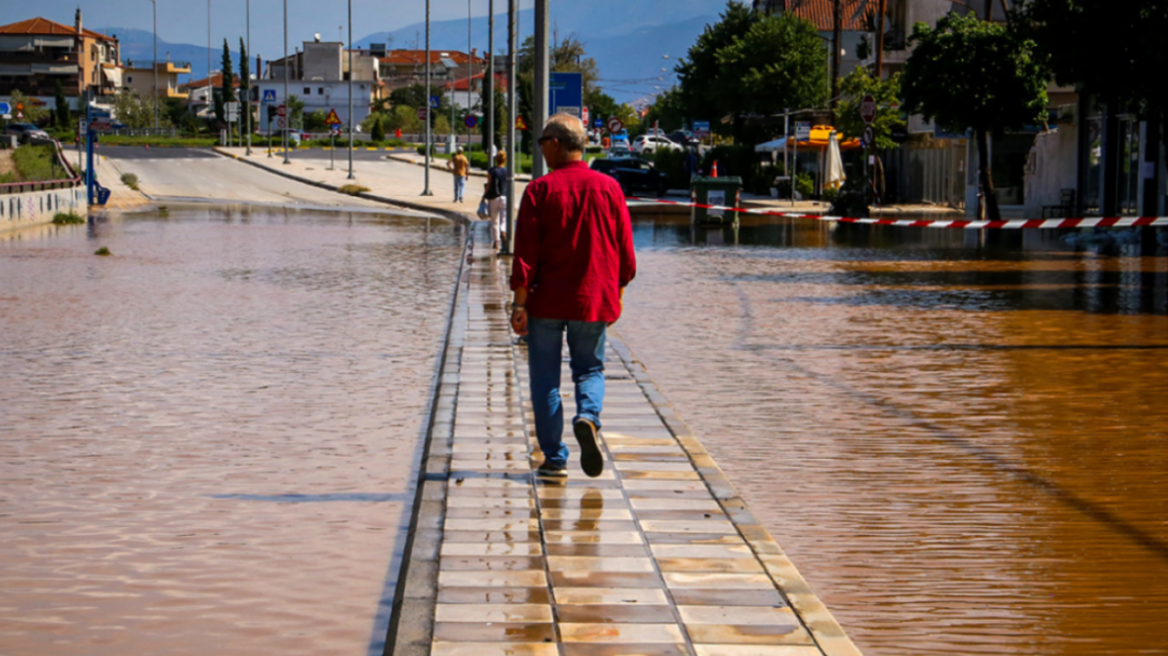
[286,94,305,129]
[837,68,904,149]
[53,79,70,127]
[370,115,386,141]
[7,90,49,123]
[238,38,250,130]
[303,110,327,131]
[715,11,827,132]
[112,91,173,129]
[215,38,235,124]
[901,12,1048,220]
[675,1,758,140]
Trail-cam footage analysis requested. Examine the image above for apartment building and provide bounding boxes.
[0,10,122,107]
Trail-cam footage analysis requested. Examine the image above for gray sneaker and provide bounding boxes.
[573,418,604,478]
[536,461,568,478]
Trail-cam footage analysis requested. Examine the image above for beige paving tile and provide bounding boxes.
[693,647,823,656]
[557,604,678,623]
[614,461,697,472]
[537,488,626,500]
[443,518,540,532]
[551,570,664,588]
[684,623,814,646]
[553,587,670,605]
[432,623,556,643]
[445,507,538,520]
[640,520,738,534]
[440,542,543,557]
[649,544,754,559]
[437,570,547,588]
[435,603,554,623]
[678,606,798,625]
[670,589,787,607]
[620,470,702,481]
[540,508,634,521]
[446,496,535,509]
[544,530,645,545]
[562,645,691,656]
[431,642,558,656]
[559,623,686,643]
[621,480,710,491]
[663,573,777,590]
[632,498,723,511]
[440,556,546,571]
[437,587,552,604]
[657,558,765,574]
[442,530,543,544]
[547,556,656,573]
[546,543,650,558]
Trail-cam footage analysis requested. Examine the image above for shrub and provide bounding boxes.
[94,246,111,256]
[337,184,370,196]
[52,211,85,224]
[12,144,67,182]
[371,117,386,142]
[121,173,139,190]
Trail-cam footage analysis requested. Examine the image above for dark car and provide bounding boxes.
[667,129,699,147]
[590,156,670,197]
[5,122,51,144]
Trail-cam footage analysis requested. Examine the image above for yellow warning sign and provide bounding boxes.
[324,109,342,126]
[516,115,528,131]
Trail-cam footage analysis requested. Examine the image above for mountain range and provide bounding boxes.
[100,0,729,104]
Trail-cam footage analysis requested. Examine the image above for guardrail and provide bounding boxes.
[94,127,180,137]
[0,139,82,195]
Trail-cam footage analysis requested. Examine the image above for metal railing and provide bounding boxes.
[94,127,180,137]
[0,139,81,195]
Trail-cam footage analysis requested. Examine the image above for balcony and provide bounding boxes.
[124,60,193,74]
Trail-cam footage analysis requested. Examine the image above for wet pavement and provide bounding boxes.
[0,206,464,655]
[617,215,1168,656]
[390,223,860,656]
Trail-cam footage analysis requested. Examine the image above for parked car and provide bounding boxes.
[607,142,635,157]
[633,134,681,154]
[5,123,51,144]
[668,129,699,147]
[590,156,671,197]
[270,127,310,145]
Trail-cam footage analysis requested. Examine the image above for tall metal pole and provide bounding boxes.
[283,0,290,164]
[467,0,472,151]
[207,0,212,132]
[347,0,354,179]
[504,0,517,253]
[151,0,158,129]
[487,0,495,162]
[422,0,433,195]
[532,0,549,179]
[246,0,252,155]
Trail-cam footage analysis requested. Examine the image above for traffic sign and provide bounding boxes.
[861,94,877,124]
[225,101,239,122]
[417,107,428,121]
[464,115,478,129]
[606,117,623,134]
[795,121,812,140]
[593,119,604,129]
[861,125,876,147]
[263,89,277,102]
[693,120,711,139]
[324,109,342,126]
[429,95,440,109]
[581,107,589,126]
[89,120,112,131]
[0,102,9,115]
[549,72,583,117]
[516,115,529,130]
[276,104,287,118]
[277,118,286,129]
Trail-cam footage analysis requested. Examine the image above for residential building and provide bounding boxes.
[257,38,382,131]
[123,58,192,101]
[755,0,876,82]
[0,10,122,110]
[180,71,240,119]
[378,49,487,94]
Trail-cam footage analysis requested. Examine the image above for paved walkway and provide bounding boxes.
[389,222,861,656]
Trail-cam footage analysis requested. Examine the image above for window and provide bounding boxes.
[304,87,311,95]
[318,87,324,95]
[127,76,133,83]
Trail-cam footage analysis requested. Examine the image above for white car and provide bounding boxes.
[633,134,681,154]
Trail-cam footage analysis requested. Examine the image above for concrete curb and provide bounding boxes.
[605,331,863,656]
[211,147,477,226]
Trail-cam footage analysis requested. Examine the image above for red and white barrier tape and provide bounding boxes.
[628,197,1168,230]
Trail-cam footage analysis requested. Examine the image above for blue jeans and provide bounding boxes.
[454,175,466,201]
[526,317,607,468]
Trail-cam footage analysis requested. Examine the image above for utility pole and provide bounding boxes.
[504,0,517,253]
[422,0,433,195]
[246,0,251,155]
[487,0,495,163]
[532,0,549,178]
[875,0,886,79]
[468,0,472,151]
[347,0,354,180]
[830,0,841,124]
[283,0,289,165]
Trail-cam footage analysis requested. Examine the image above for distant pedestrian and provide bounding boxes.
[509,114,636,478]
[447,146,469,202]
[484,151,509,250]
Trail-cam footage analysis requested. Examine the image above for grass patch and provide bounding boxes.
[0,172,15,184]
[52,211,85,225]
[94,247,111,256]
[99,135,218,148]
[121,173,139,190]
[420,147,535,174]
[12,144,68,182]
[337,184,370,196]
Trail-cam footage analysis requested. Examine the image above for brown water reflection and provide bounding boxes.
[0,207,463,655]
[619,215,1168,656]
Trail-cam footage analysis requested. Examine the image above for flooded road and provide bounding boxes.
[617,216,1168,656]
[0,206,463,655]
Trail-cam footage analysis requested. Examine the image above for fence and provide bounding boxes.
[886,139,968,209]
[1,139,85,231]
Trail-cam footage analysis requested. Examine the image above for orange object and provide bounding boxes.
[395,128,402,138]
[711,161,718,178]
[787,125,863,150]
[602,136,610,149]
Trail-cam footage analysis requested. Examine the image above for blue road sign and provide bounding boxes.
[550,72,583,117]
[263,89,277,102]
[464,115,479,129]
[0,102,10,115]
[693,120,711,139]
[430,95,440,109]
[594,119,604,128]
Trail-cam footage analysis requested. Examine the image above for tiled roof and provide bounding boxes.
[0,17,115,41]
[782,0,876,32]
[380,49,487,66]
[181,73,241,90]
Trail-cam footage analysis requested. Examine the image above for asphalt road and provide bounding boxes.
[100,147,405,211]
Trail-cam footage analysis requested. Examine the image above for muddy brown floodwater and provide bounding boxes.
[618,216,1168,656]
[0,206,463,656]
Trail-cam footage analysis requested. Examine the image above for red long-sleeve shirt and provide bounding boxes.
[510,161,636,322]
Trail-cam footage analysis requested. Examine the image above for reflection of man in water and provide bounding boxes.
[509,114,637,479]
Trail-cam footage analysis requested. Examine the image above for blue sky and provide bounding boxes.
[0,0,537,60]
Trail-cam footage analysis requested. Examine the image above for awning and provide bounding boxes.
[755,125,863,153]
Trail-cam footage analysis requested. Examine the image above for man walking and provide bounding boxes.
[509,114,636,478]
[447,146,469,202]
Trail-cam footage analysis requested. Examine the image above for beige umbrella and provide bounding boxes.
[825,131,846,191]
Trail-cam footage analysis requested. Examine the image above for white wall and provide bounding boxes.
[0,186,87,233]
[1024,128,1078,217]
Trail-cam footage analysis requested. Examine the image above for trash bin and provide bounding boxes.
[691,176,742,225]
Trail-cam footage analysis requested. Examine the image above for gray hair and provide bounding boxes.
[542,113,587,152]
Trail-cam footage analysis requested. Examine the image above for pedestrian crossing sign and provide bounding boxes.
[325,109,342,126]
[263,89,276,102]
[516,115,528,130]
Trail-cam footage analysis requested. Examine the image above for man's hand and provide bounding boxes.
[510,308,528,336]
[608,287,625,327]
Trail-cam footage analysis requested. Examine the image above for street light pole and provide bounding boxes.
[150,0,157,129]
[487,0,494,161]
[283,0,290,165]
[207,0,211,133]
[468,0,472,151]
[504,0,517,253]
[246,0,251,155]
[532,0,549,178]
[347,0,354,179]
[422,0,433,195]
